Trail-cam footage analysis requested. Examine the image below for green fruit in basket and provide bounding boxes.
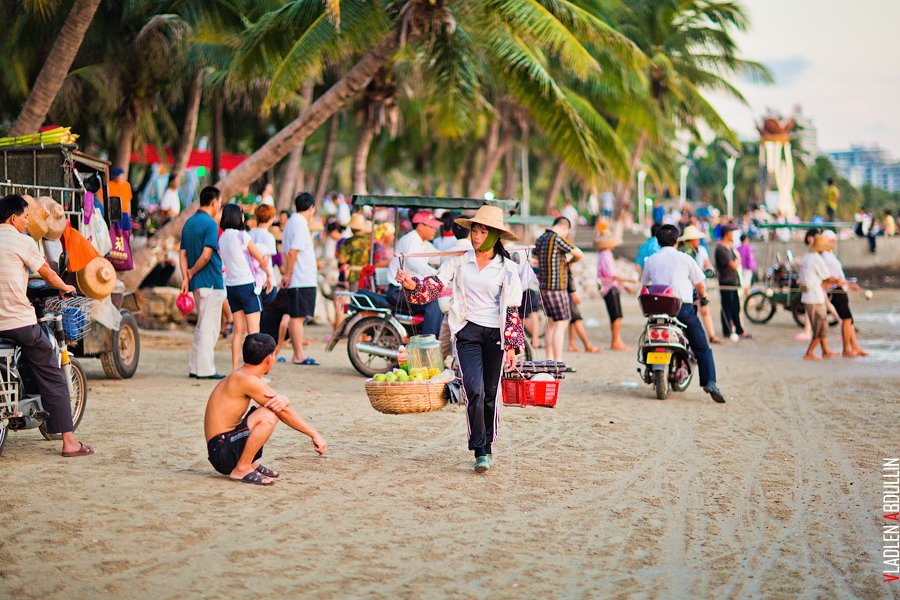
[372,373,386,382]
[396,372,410,381]
[384,372,398,382]
[411,374,426,381]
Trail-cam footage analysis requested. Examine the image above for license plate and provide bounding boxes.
[646,352,671,365]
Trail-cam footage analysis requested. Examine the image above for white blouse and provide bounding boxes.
[460,253,504,328]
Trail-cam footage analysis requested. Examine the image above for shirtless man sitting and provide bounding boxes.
[204,333,327,485]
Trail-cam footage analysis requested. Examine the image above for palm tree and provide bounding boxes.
[606,0,771,218]
[124,0,641,289]
[8,0,102,137]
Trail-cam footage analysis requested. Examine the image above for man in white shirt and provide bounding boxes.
[798,233,838,360]
[641,224,725,403]
[281,192,319,365]
[386,211,443,336]
[159,178,182,220]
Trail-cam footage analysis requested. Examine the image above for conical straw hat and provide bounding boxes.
[76,256,116,300]
[454,205,519,241]
[38,196,68,241]
[23,195,49,240]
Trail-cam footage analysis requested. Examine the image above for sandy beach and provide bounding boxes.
[1,290,898,600]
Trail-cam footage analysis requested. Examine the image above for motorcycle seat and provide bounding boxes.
[353,289,392,310]
[0,339,16,350]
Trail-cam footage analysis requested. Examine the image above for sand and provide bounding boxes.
[1,290,898,600]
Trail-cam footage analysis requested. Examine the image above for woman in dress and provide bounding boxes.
[395,205,525,472]
[219,204,273,371]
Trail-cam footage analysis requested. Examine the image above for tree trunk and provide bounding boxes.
[211,97,224,183]
[351,115,376,195]
[169,69,204,186]
[613,132,647,221]
[470,120,513,199]
[313,113,340,207]
[9,0,102,137]
[121,31,401,291]
[544,161,566,214]
[113,108,137,177]
[503,144,517,200]
[276,81,315,210]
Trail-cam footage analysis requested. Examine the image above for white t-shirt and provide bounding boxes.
[219,229,255,287]
[641,246,705,303]
[250,227,279,284]
[821,250,844,281]
[387,230,438,283]
[160,188,181,214]
[460,253,504,329]
[282,214,317,288]
[799,252,829,304]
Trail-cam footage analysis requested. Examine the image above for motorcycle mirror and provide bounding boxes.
[57,251,69,275]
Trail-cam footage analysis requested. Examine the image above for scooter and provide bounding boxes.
[325,289,424,377]
[636,286,696,400]
[0,254,88,456]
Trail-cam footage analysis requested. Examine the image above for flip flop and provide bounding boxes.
[255,464,280,478]
[276,357,287,363]
[233,470,274,486]
[61,442,94,458]
[292,358,320,366]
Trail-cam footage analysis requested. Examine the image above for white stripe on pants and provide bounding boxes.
[190,287,226,376]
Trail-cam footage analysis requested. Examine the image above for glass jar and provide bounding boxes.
[407,334,443,378]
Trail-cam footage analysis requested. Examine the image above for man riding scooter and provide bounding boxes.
[640,224,727,403]
[0,194,93,457]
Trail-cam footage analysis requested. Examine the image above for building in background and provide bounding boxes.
[827,145,900,192]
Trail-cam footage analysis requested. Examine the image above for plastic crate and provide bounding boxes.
[501,378,559,408]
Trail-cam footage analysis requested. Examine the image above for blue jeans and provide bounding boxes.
[385,285,443,338]
[677,304,716,387]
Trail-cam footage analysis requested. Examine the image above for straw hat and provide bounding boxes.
[23,195,47,239]
[454,205,519,241]
[308,217,324,233]
[678,225,705,242]
[347,213,373,234]
[38,196,68,241]
[811,233,831,253]
[593,233,622,250]
[76,256,116,300]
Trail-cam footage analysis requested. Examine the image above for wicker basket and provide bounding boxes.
[364,380,448,414]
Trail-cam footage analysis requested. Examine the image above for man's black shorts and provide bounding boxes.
[287,287,316,319]
[830,287,852,321]
[207,407,263,475]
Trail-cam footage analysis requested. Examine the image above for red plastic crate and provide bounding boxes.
[501,378,559,407]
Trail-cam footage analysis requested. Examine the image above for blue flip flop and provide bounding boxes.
[293,358,320,366]
[277,357,287,363]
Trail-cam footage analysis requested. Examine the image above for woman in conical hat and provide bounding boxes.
[395,204,525,472]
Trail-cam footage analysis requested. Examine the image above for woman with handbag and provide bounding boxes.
[219,204,273,372]
[395,205,525,472]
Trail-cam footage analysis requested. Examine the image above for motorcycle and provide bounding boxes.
[325,288,424,377]
[636,286,697,400]
[0,256,88,456]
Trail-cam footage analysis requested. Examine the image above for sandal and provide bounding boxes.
[709,337,722,344]
[220,321,234,339]
[232,470,274,486]
[292,357,320,366]
[61,442,94,458]
[255,464,280,478]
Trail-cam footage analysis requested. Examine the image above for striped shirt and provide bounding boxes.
[534,229,576,291]
[0,224,45,331]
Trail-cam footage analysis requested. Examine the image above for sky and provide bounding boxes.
[706,0,900,157]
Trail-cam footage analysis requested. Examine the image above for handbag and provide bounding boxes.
[107,221,134,271]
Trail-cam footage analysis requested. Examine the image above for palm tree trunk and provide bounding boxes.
[211,97,224,183]
[614,132,647,221]
[113,108,137,177]
[544,161,566,214]
[122,31,400,291]
[313,113,340,207]
[351,115,376,195]
[276,81,315,210]
[9,0,102,137]
[503,144,517,200]
[470,120,512,199]
[169,69,204,186]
